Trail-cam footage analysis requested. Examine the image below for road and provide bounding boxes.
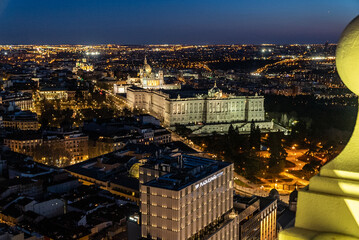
[286,148,308,171]
[281,171,309,186]
[95,86,129,109]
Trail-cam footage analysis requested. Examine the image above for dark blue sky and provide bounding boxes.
[0,0,358,44]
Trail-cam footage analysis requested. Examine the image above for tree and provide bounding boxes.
[122,107,132,116]
[236,126,250,152]
[305,139,319,157]
[60,108,75,130]
[88,140,114,159]
[228,124,235,139]
[227,124,239,152]
[302,160,321,180]
[39,117,49,130]
[249,121,261,150]
[175,124,192,137]
[268,132,287,173]
[54,97,61,111]
[290,120,307,146]
[75,89,84,102]
[243,154,261,179]
[32,144,72,167]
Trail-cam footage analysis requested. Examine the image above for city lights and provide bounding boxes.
[0,1,355,239]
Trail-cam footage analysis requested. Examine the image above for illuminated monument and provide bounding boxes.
[280,15,359,240]
[126,57,165,89]
[139,56,165,88]
[117,57,180,93]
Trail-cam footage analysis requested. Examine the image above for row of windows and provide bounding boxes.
[144,201,230,232]
[172,102,203,114]
[5,139,41,144]
[172,100,255,115]
[208,102,244,113]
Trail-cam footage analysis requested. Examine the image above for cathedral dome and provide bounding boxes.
[208,81,222,98]
[143,56,152,74]
[144,63,152,74]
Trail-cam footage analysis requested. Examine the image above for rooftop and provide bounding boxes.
[143,154,231,190]
[65,150,139,191]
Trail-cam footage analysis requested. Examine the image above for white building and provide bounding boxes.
[127,83,287,135]
[116,58,180,94]
[39,88,68,100]
[138,56,165,89]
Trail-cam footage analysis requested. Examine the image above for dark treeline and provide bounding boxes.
[265,94,357,145]
[208,60,277,72]
[191,123,287,181]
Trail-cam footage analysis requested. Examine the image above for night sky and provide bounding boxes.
[0,0,358,45]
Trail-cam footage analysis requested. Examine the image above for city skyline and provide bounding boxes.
[0,19,355,238]
[0,0,358,238]
[0,0,358,45]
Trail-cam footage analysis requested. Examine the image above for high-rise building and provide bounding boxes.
[139,155,238,240]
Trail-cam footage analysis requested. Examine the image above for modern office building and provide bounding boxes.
[234,195,277,240]
[139,155,238,240]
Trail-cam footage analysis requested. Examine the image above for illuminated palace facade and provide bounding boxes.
[139,155,238,240]
[127,83,286,135]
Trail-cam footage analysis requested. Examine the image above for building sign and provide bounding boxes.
[195,171,223,190]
